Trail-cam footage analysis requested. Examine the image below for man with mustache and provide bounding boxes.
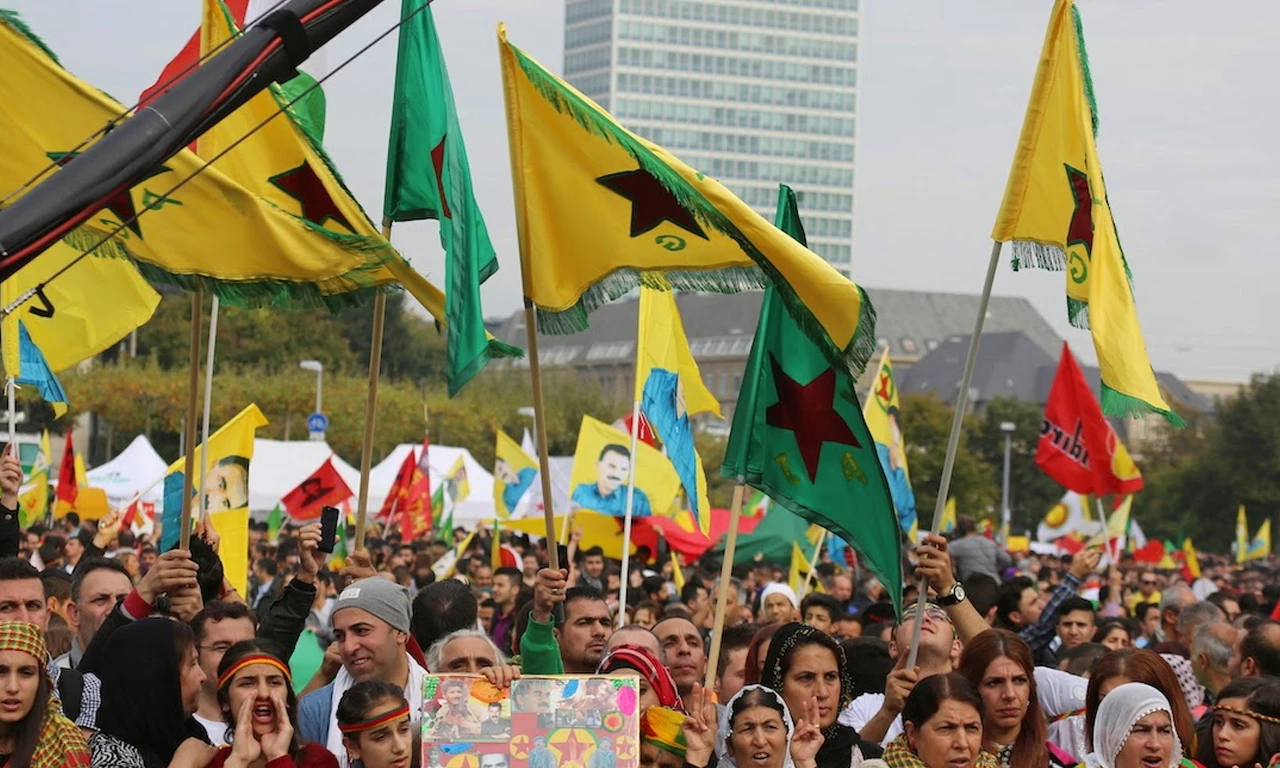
[570,444,652,517]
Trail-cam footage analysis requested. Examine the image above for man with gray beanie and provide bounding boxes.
[297,576,426,764]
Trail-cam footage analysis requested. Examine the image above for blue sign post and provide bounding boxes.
[307,412,329,441]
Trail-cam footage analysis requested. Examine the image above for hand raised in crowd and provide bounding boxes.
[136,548,200,605]
[168,581,204,623]
[193,514,221,554]
[882,649,921,717]
[914,534,956,596]
[533,566,569,623]
[790,696,825,768]
[480,663,522,692]
[1070,546,1102,580]
[295,522,324,582]
[681,683,718,768]
[0,444,20,510]
[342,547,376,583]
[168,737,220,768]
[93,508,123,550]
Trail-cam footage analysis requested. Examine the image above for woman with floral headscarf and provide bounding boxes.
[598,644,684,713]
[761,623,884,767]
[1082,682,1188,768]
[0,621,90,768]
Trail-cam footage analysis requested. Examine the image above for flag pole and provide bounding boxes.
[616,398,642,627]
[6,379,15,456]
[906,240,1003,668]
[1095,497,1116,566]
[704,479,745,691]
[800,529,828,600]
[179,291,203,551]
[523,299,560,572]
[354,220,392,552]
[198,295,220,523]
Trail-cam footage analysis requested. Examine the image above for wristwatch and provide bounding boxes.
[937,582,966,607]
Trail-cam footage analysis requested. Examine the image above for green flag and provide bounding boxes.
[266,504,283,543]
[722,185,903,615]
[384,0,509,395]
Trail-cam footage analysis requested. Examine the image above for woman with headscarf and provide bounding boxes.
[598,644,684,713]
[760,622,884,766]
[1082,650,1196,761]
[0,621,90,768]
[1082,682,1186,768]
[882,673,995,768]
[89,618,209,768]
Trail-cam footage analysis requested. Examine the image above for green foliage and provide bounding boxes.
[968,397,1065,533]
[898,393,997,527]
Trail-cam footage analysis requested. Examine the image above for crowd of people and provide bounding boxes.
[4,445,1280,768]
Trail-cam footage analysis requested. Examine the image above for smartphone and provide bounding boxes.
[318,506,340,554]
[557,544,569,572]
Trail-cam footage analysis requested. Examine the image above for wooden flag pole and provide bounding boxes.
[906,240,1003,668]
[179,291,203,551]
[354,220,392,552]
[197,295,220,523]
[800,529,828,600]
[523,299,560,573]
[1095,497,1118,566]
[616,397,643,626]
[704,479,745,692]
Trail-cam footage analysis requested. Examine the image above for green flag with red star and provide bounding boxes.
[723,186,903,615]
[384,0,507,396]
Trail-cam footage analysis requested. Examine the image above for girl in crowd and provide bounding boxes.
[957,630,1076,767]
[0,621,90,768]
[1196,677,1280,768]
[883,673,994,768]
[90,618,209,768]
[1083,682,1185,768]
[743,623,783,688]
[1092,620,1135,652]
[761,622,884,766]
[205,640,337,768]
[1084,650,1196,761]
[598,644,684,712]
[632,601,663,630]
[336,681,413,768]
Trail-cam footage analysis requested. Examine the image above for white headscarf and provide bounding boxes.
[716,685,795,768]
[1084,682,1182,768]
[760,583,799,610]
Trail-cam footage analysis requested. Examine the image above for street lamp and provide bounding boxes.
[999,421,1016,542]
[299,360,324,441]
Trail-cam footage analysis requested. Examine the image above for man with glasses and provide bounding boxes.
[191,601,258,744]
[1128,572,1162,613]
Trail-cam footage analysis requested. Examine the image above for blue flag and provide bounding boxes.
[15,321,67,418]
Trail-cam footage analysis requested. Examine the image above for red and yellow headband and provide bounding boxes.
[217,654,293,690]
[338,703,410,735]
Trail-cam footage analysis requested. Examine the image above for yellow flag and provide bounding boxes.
[789,542,810,595]
[670,552,685,593]
[63,452,109,520]
[1237,505,1249,564]
[568,415,680,520]
[17,430,51,527]
[863,350,917,534]
[940,498,957,535]
[1182,538,1201,579]
[443,455,471,504]
[1087,495,1131,549]
[498,25,876,375]
[990,0,1177,425]
[635,286,718,533]
[1246,519,1271,561]
[500,511,638,560]
[493,430,537,520]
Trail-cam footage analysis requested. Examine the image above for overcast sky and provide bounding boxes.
[9,1,1278,382]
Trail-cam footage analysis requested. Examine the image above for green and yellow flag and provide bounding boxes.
[863,350,917,537]
[17,430,51,528]
[498,25,875,376]
[722,186,902,615]
[991,0,1178,425]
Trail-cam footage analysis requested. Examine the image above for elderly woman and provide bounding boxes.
[679,683,829,768]
[883,673,994,768]
[760,622,884,766]
[1083,682,1185,768]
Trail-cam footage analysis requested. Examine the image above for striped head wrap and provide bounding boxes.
[597,644,684,711]
[0,622,90,768]
[338,703,411,735]
[217,654,293,690]
[641,707,688,758]
[0,620,46,662]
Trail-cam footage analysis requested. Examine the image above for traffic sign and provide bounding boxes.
[307,412,329,433]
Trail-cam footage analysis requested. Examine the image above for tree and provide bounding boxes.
[970,396,1065,535]
[897,393,997,529]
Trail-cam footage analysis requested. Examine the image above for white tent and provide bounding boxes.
[85,435,167,507]
[367,443,495,527]
[248,439,361,516]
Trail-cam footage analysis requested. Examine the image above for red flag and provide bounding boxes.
[138,0,251,107]
[376,449,418,522]
[121,500,139,529]
[402,437,432,541]
[55,431,76,508]
[281,458,354,523]
[612,410,657,448]
[1036,344,1144,496]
